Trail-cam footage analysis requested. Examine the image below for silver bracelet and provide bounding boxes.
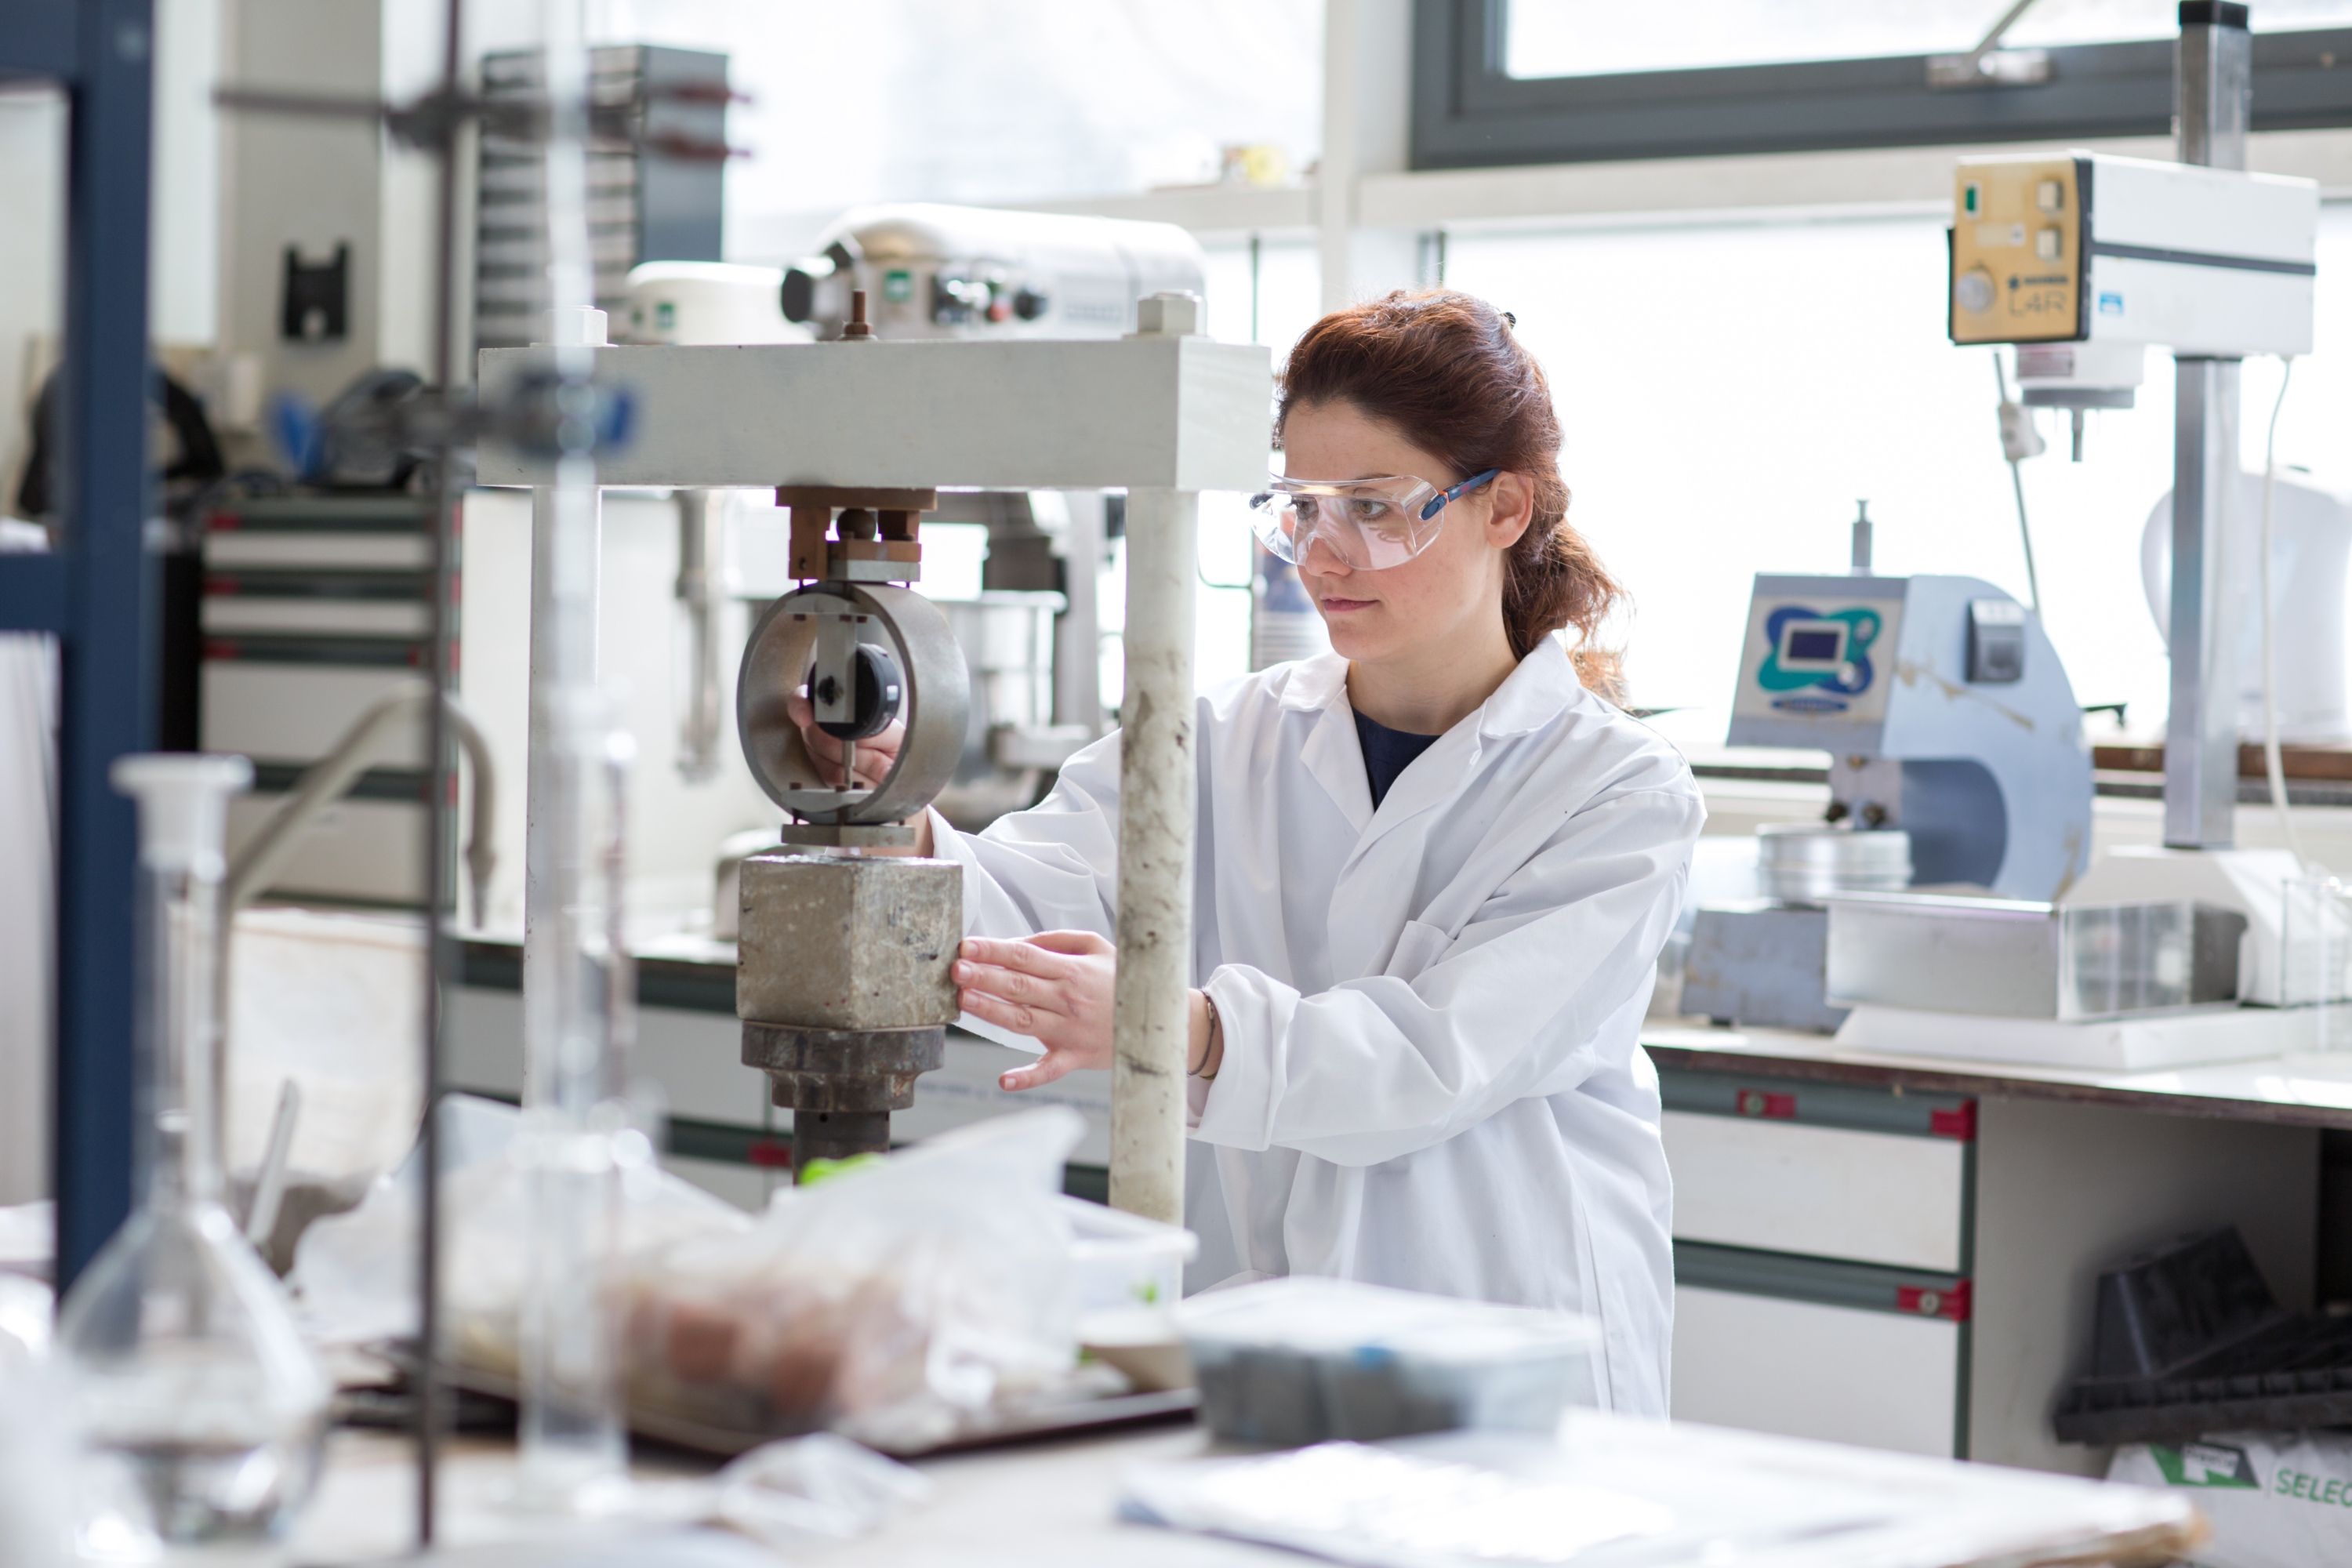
[1194,991,1221,1081]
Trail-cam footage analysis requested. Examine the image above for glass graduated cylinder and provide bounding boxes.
[57,755,328,1559]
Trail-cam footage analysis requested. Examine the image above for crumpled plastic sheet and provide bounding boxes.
[625,1432,935,1553]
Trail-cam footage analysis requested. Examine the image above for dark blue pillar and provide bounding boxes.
[52,0,158,1289]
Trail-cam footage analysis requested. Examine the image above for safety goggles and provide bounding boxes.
[1246,469,1501,571]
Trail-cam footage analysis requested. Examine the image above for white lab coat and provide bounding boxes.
[927,637,1704,1416]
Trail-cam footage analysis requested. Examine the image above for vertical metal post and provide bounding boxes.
[416,0,470,1541]
[53,0,158,1290]
[2163,3,2252,849]
[1110,482,1199,1225]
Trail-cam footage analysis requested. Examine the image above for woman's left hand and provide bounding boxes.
[956,932,1117,1091]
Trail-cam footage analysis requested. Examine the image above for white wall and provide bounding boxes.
[0,1,227,505]
[457,487,784,935]
[0,93,67,506]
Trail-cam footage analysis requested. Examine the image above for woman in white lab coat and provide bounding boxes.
[788,289,1704,1415]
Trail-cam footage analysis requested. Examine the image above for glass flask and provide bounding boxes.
[57,755,329,1560]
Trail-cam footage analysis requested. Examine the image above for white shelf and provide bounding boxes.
[1360,126,2352,235]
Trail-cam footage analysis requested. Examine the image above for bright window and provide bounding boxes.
[1440,209,2352,727]
[1505,0,2352,79]
[556,0,1323,252]
[1192,238,1324,691]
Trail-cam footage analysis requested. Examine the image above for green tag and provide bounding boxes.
[655,299,677,331]
[797,1152,884,1187]
[884,268,914,303]
[2151,1443,2259,1490]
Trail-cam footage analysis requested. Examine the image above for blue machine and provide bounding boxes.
[1682,542,2093,1033]
[1728,572,2092,902]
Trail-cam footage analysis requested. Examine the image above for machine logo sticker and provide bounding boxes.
[1758,604,1881,713]
[2099,291,2125,314]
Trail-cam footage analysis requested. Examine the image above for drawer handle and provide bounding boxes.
[1735,1089,1797,1120]
[1898,1282,1973,1322]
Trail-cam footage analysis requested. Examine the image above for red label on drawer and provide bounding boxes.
[1930,1103,1979,1141]
[1897,1281,1972,1321]
[746,1138,793,1169]
[1735,1089,1797,1120]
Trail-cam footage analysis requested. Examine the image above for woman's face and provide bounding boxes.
[1276,399,1534,670]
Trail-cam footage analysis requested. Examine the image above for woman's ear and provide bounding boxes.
[1486,472,1536,551]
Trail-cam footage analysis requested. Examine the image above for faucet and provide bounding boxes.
[225,683,498,924]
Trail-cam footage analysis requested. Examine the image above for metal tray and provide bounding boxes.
[434,1358,1199,1460]
[1824,892,2245,1022]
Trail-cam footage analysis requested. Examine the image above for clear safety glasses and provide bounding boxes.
[1246,470,1501,571]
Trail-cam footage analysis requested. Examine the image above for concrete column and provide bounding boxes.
[1110,479,1200,1225]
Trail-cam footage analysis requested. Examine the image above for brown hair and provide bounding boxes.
[1275,289,1626,698]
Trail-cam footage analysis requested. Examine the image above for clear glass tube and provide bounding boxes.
[58,755,328,1560]
[513,0,635,1513]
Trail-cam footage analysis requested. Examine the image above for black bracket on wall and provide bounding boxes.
[281,241,351,342]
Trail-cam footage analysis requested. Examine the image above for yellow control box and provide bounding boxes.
[1950,156,2086,345]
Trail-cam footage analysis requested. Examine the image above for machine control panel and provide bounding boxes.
[1731,578,1906,731]
[1950,155,2085,346]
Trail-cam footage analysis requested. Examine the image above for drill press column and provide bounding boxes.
[733,482,973,1177]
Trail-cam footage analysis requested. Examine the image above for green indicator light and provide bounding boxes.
[1964,184,1980,213]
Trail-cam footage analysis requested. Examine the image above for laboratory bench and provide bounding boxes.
[288,1414,2202,1566]
[1646,1023,2339,1475]
[445,933,2352,1479]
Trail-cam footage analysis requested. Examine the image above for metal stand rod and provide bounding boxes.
[1109,485,1198,1225]
[2165,358,2243,848]
[2161,5,2252,850]
[673,488,724,782]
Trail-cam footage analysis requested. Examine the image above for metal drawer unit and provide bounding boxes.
[1661,1066,1978,1457]
[199,495,450,906]
[474,44,726,353]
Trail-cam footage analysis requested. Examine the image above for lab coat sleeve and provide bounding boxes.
[1192,783,1704,1167]
[922,728,1124,942]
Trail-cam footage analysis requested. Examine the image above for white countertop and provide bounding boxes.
[293,1412,2199,1567]
[1644,1022,2352,1126]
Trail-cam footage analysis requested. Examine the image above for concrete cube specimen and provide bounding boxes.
[735,852,961,1029]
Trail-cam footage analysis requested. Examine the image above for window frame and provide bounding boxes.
[1410,0,2352,169]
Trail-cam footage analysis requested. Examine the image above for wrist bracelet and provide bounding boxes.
[1196,991,1221,1082]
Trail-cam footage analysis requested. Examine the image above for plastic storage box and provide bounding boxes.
[1176,1277,1602,1446]
[2055,1225,2352,1443]
[1058,1195,1197,1314]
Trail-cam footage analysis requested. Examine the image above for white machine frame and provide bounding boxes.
[479,314,1272,1223]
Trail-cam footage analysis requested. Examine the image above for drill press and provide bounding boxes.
[731,336,976,1174]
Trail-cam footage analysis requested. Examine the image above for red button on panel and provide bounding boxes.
[1736,1089,1797,1120]
[1897,1281,1973,1321]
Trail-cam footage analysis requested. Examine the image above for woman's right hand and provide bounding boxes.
[784,684,906,789]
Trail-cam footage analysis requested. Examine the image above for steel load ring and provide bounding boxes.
[736,582,971,826]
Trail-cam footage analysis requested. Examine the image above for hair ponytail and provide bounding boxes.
[1276,289,1627,700]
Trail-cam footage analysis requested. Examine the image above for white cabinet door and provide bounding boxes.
[1663,1110,1968,1272]
[1671,1285,1962,1458]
